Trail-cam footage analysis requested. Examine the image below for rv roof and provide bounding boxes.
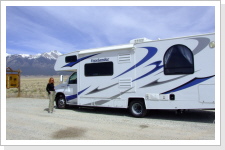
[79,43,134,55]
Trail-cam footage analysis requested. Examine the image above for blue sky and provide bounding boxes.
[6,6,215,55]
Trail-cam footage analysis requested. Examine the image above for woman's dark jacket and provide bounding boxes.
[46,83,55,94]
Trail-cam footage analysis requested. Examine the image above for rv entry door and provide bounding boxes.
[65,72,78,105]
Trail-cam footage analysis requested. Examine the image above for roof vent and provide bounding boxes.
[130,38,151,44]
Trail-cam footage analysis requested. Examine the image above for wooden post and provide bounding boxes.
[17,69,21,97]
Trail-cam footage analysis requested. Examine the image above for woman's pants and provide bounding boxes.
[48,91,56,113]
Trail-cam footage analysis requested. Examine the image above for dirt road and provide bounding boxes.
[6,98,215,140]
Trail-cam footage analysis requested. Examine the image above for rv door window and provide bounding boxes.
[85,62,113,76]
[164,44,194,75]
[68,72,77,84]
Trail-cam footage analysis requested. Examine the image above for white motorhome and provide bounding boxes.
[54,33,215,117]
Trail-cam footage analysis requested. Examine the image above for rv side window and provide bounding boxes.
[164,44,194,75]
[65,55,77,63]
[85,62,113,76]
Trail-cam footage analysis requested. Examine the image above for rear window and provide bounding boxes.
[164,44,194,75]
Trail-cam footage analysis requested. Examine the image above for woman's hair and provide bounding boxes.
[48,77,54,84]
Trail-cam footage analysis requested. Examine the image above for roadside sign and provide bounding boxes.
[6,67,22,97]
[6,74,19,89]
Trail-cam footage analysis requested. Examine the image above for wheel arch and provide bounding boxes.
[55,92,65,97]
[128,97,146,108]
[55,92,66,101]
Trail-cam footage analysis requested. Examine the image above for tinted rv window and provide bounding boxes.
[85,62,113,76]
[68,72,77,84]
[65,55,77,63]
[164,44,194,75]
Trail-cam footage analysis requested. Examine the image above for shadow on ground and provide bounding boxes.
[64,106,215,124]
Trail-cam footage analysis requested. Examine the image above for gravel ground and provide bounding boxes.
[6,98,215,140]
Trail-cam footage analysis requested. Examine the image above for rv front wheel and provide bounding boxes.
[56,94,66,109]
[129,100,147,118]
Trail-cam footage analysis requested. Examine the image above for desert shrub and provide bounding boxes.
[6,76,63,99]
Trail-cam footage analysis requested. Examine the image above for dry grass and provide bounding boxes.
[6,76,69,99]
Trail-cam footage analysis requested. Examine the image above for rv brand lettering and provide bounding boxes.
[91,58,109,63]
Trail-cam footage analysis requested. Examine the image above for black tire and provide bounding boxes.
[56,94,67,109]
[129,100,147,118]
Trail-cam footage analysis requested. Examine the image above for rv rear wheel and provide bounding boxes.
[129,100,147,118]
[56,94,66,109]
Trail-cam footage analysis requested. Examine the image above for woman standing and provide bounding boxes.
[46,77,55,113]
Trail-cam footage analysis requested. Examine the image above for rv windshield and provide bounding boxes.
[68,72,77,84]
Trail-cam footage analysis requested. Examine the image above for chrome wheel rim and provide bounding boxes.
[58,98,65,107]
[132,103,142,115]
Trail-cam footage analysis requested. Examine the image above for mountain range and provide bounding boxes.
[6,50,72,76]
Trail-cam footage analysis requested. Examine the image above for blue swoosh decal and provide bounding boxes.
[66,94,78,101]
[113,47,157,79]
[66,86,90,101]
[161,75,215,94]
[62,53,100,68]
[132,61,163,82]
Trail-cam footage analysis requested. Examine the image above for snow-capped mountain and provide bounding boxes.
[6,50,70,76]
[41,50,62,59]
[6,53,11,57]
[7,50,62,60]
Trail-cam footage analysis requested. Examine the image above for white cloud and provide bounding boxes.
[6,6,215,54]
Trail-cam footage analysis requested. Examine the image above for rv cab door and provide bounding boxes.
[64,72,78,105]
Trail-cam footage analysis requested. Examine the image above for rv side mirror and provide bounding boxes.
[60,75,64,82]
